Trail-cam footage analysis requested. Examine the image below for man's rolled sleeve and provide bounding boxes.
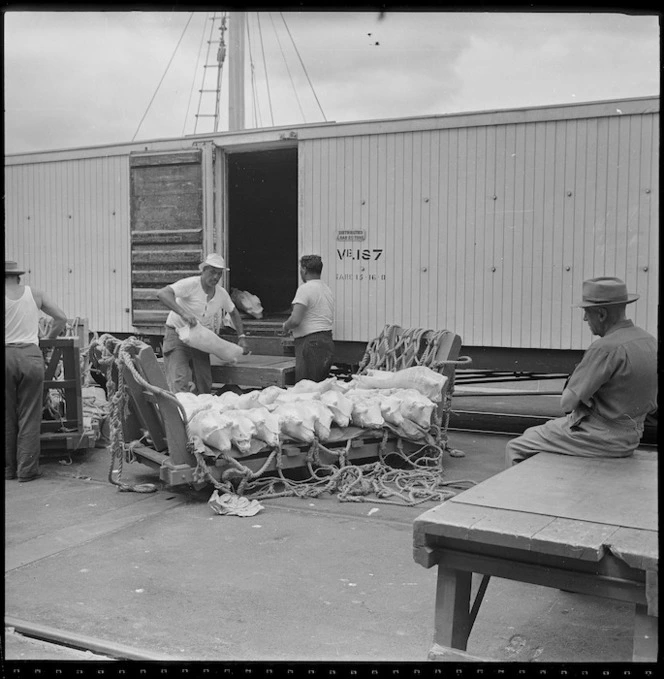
[566,347,619,406]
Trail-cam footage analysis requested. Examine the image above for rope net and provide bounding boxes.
[87,331,476,505]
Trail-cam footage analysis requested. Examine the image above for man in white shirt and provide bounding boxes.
[157,254,249,394]
[282,255,335,383]
[5,259,67,482]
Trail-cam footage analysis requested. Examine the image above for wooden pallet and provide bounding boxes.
[119,326,464,488]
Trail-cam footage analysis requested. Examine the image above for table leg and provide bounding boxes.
[433,566,473,650]
[633,604,658,662]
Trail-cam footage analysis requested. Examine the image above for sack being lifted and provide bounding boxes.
[231,288,264,319]
[177,323,243,364]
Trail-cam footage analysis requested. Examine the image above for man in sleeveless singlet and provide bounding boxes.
[5,260,68,482]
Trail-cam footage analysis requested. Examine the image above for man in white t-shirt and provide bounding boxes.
[282,254,335,383]
[157,254,249,394]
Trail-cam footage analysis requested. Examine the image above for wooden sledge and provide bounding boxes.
[119,325,465,488]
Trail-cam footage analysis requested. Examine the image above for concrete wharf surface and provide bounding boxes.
[4,429,651,664]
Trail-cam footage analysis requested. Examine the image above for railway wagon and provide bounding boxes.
[5,95,659,372]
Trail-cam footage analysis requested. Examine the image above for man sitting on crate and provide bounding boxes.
[5,259,68,482]
[505,277,657,466]
[282,255,335,383]
[157,254,249,395]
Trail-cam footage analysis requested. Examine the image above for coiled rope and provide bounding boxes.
[86,335,160,493]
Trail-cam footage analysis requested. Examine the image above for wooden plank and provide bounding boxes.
[436,548,647,605]
[607,527,659,572]
[210,355,296,388]
[132,288,163,301]
[465,507,556,553]
[211,355,294,368]
[121,362,168,453]
[530,517,620,561]
[413,501,491,562]
[133,310,169,325]
[452,453,657,531]
[131,271,199,285]
[133,346,196,467]
[131,228,203,244]
[132,249,202,265]
[129,151,201,167]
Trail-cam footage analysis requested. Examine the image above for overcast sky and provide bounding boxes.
[3,9,660,155]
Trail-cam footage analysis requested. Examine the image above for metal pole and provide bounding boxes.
[228,12,246,131]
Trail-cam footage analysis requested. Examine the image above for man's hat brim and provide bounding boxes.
[575,293,639,308]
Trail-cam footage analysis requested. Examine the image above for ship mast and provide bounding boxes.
[228,12,246,131]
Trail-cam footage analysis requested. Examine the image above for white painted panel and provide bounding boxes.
[303,108,657,348]
[4,155,132,335]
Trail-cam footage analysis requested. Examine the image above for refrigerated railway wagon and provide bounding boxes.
[5,96,659,372]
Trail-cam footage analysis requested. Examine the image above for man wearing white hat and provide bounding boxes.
[157,254,249,394]
[506,277,657,465]
[5,260,68,482]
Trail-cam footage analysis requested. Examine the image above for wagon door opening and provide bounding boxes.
[226,148,298,321]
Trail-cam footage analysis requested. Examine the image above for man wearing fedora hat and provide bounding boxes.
[157,254,249,394]
[5,259,68,482]
[506,277,657,466]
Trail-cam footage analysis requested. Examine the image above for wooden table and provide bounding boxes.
[210,354,296,389]
[413,452,658,662]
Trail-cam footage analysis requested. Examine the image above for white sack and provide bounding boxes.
[346,391,385,429]
[231,288,264,319]
[177,323,243,364]
[274,403,316,443]
[319,390,353,428]
[214,391,240,410]
[188,409,233,452]
[235,390,263,410]
[221,409,258,454]
[351,366,447,402]
[241,408,281,447]
[379,394,406,428]
[256,386,286,406]
[305,401,335,441]
[398,389,436,429]
[289,377,337,395]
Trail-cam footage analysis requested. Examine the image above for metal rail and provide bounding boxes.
[5,616,181,661]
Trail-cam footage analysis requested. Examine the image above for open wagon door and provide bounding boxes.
[129,150,206,334]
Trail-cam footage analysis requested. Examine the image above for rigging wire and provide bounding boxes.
[280,12,327,122]
[182,13,209,136]
[246,14,262,128]
[132,12,194,142]
[268,12,306,123]
[256,12,275,127]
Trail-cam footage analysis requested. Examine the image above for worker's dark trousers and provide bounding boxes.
[293,331,335,383]
[5,344,44,480]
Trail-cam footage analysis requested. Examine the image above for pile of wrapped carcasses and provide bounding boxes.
[177,366,448,457]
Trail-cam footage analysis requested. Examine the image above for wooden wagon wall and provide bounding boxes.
[129,150,204,332]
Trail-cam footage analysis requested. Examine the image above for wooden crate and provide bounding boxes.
[40,336,91,455]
